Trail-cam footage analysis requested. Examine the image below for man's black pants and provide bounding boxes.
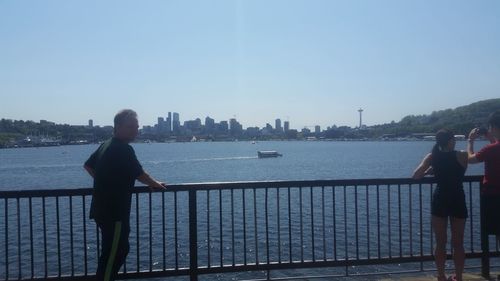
[95,219,130,281]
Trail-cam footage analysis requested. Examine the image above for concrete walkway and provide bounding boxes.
[379,272,497,281]
[130,271,499,280]
[277,272,499,281]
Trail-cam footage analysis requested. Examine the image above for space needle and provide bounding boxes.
[358,108,363,128]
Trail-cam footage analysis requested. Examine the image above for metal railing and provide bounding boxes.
[0,176,498,280]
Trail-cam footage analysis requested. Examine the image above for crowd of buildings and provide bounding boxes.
[2,110,373,148]
[137,112,323,141]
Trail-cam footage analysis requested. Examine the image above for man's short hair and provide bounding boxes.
[114,109,138,128]
[488,110,500,129]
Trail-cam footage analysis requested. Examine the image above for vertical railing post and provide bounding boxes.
[189,189,198,281]
[480,185,490,279]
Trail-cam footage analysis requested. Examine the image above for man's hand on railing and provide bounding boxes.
[149,182,167,192]
[137,172,167,191]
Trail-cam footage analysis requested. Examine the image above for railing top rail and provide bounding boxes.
[0,175,483,199]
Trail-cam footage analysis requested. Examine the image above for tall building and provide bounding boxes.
[245,127,260,137]
[184,118,202,132]
[275,119,282,133]
[315,125,321,134]
[173,112,180,134]
[166,112,172,133]
[205,116,215,133]
[88,119,93,128]
[218,121,229,133]
[229,118,243,136]
[157,117,165,133]
[284,121,290,132]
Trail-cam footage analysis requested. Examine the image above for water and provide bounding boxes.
[0,140,485,190]
[0,141,489,280]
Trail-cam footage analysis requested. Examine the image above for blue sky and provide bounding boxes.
[1,0,499,129]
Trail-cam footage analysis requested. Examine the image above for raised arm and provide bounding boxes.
[412,153,432,179]
[467,128,481,164]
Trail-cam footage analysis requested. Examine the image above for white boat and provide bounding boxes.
[257,150,282,158]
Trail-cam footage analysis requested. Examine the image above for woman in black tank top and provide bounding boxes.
[413,129,468,281]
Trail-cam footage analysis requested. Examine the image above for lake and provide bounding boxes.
[0,140,486,190]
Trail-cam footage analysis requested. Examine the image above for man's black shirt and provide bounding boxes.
[85,137,144,222]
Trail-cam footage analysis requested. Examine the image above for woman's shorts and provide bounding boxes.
[431,189,468,219]
[481,194,500,235]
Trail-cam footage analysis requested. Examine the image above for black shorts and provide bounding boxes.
[481,194,500,235]
[431,189,468,219]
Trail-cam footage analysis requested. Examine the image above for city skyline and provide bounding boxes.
[3,106,375,131]
[111,110,351,130]
[1,1,499,128]
[151,112,302,132]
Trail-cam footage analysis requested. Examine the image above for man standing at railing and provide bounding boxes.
[468,110,500,278]
[84,109,167,281]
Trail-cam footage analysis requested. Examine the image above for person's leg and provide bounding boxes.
[100,221,126,281]
[96,221,113,281]
[432,216,448,281]
[111,220,130,279]
[483,195,500,280]
[450,217,466,281]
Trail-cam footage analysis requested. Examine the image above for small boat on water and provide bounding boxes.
[258,150,282,158]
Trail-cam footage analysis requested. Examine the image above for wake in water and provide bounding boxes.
[146,156,258,165]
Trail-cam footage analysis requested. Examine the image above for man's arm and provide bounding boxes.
[137,172,167,191]
[84,164,96,178]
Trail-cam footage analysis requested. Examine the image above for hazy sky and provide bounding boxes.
[1,0,499,129]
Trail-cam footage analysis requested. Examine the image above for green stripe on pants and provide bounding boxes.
[104,222,122,281]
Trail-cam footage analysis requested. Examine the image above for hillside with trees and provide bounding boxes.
[0,119,113,147]
[367,98,500,137]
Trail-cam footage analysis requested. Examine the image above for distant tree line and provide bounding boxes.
[366,98,500,137]
[0,119,113,147]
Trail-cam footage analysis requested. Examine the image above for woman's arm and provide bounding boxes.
[457,151,468,170]
[412,153,432,179]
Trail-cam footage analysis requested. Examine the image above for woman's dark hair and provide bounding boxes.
[432,129,454,155]
[488,110,500,129]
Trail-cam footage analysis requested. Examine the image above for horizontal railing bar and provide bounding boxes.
[12,269,191,281]
[195,252,488,274]
[0,188,92,198]
[241,270,433,281]
[204,249,500,276]
[239,269,454,281]
[172,176,482,190]
[0,176,483,198]
[14,260,500,281]
[239,264,500,281]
